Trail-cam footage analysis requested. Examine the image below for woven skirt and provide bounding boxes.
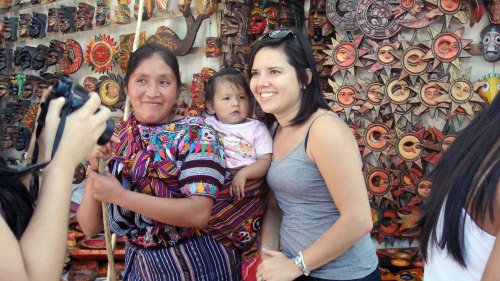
[122,234,243,281]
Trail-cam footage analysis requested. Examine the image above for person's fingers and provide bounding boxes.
[77,92,102,116]
[93,105,111,124]
[261,248,281,257]
[235,185,241,200]
[229,185,234,197]
[40,86,53,103]
[46,97,65,119]
[240,186,245,198]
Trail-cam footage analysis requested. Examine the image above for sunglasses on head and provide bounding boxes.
[257,29,298,41]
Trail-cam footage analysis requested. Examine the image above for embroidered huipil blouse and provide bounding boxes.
[108,114,226,247]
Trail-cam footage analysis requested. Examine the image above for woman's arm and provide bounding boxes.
[481,181,500,281]
[89,170,214,228]
[76,140,115,238]
[0,92,110,281]
[76,175,104,238]
[481,231,500,281]
[260,189,282,254]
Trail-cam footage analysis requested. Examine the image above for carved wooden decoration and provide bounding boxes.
[323,33,368,78]
[364,38,400,77]
[325,78,363,122]
[85,34,119,74]
[356,0,401,39]
[409,75,450,119]
[392,0,439,29]
[326,0,359,31]
[146,0,211,56]
[478,72,500,103]
[381,76,416,124]
[421,25,472,72]
[356,119,395,164]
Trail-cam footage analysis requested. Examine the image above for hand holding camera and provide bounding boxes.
[35,77,114,166]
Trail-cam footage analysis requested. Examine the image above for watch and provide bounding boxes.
[294,251,310,276]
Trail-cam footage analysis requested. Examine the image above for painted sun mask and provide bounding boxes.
[480,24,500,62]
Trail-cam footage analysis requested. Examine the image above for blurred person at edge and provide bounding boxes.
[420,94,500,281]
[0,88,111,281]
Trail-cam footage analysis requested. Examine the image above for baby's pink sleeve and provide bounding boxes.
[253,122,273,156]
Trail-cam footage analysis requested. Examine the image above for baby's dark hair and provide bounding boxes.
[205,67,252,103]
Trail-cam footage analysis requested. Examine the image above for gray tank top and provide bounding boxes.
[266,112,378,279]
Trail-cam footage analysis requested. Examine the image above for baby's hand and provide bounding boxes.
[230,172,247,200]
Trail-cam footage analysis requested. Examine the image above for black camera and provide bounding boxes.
[37,77,115,148]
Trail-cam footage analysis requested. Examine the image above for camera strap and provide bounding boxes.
[29,103,70,199]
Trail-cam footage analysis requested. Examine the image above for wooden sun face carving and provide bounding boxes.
[397,134,423,162]
[334,44,357,68]
[416,178,432,199]
[368,83,384,104]
[439,0,460,14]
[403,47,428,76]
[440,135,456,152]
[420,83,446,107]
[337,86,356,106]
[386,78,411,104]
[433,33,460,61]
[449,80,472,102]
[377,44,397,65]
[367,169,391,196]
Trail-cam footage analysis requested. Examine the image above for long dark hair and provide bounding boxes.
[124,43,181,89]
[419,96,500,267]
[248,29,330,127]
[0,157,35,239]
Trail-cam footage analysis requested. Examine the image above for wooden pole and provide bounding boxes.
[100,0,145,280]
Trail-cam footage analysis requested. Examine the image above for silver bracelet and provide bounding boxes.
[293,251,310,276]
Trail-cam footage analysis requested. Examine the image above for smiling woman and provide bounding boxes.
[249,29,380,281]
[77,44,243,281]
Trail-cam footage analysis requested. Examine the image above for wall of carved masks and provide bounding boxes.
[0,0,499,248]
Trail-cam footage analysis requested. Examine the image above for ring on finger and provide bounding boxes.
[258,276,264,281]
